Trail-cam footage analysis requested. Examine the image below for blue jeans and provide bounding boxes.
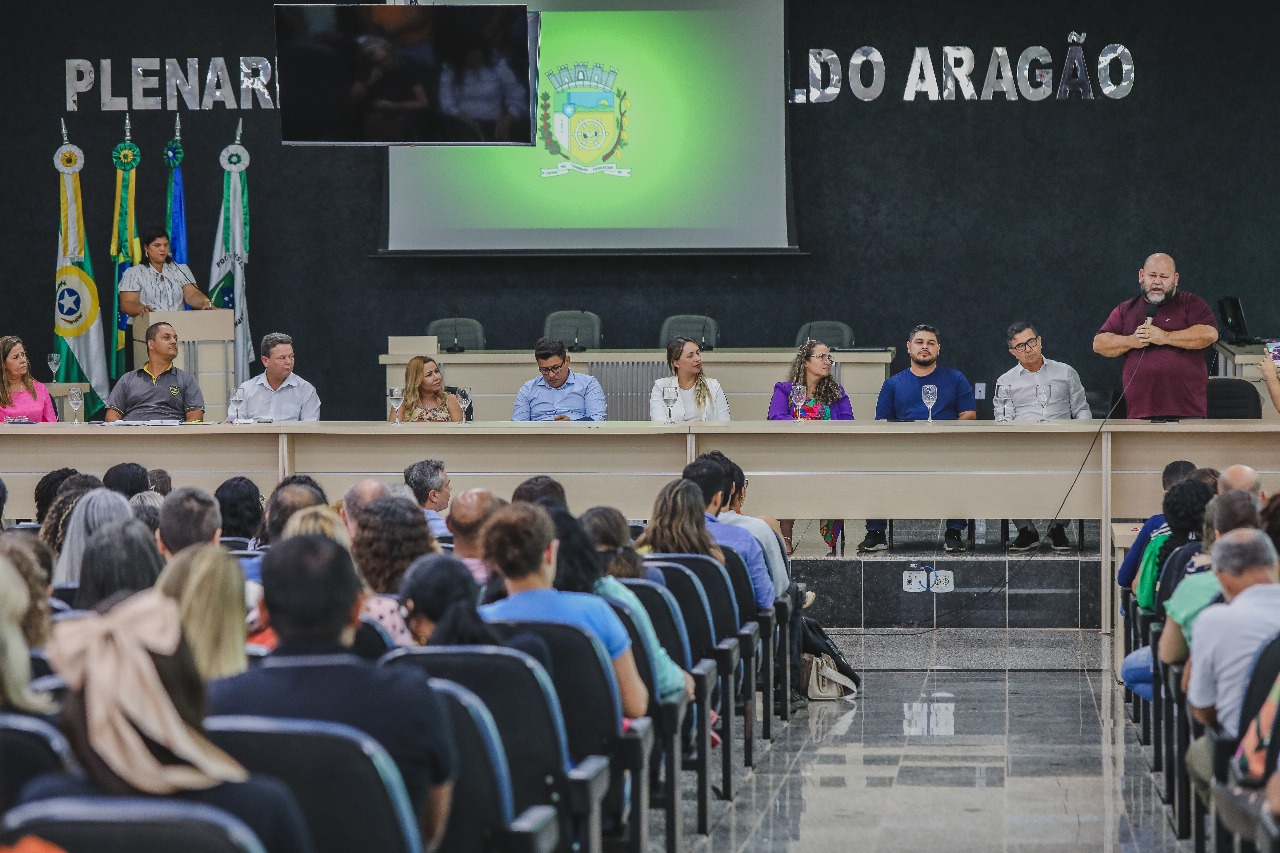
[866,519,966,532]
[1121,645,1154,701]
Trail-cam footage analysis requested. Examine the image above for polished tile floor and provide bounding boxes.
[655,635,1191,852]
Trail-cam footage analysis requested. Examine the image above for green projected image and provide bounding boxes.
[387,0,789,253]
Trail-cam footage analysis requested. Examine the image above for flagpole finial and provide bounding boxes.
[174,114,181,140]
[124,113,131,141]
[235,119,243,144]
[60,118,69,145]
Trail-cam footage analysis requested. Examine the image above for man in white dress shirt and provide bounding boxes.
[996,321,1091,551]
[233,332,321,421]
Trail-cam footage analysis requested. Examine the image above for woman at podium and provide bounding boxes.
[117,229,216,315]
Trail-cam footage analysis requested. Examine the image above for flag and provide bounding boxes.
[109,117,141,378]
[163,119,188,265]
[209,128,253,386]
[53,133,110,417]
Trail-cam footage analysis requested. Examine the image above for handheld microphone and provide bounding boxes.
[445,320,466,354]
[1144,301,1160,321]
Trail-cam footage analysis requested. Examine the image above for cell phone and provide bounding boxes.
[1150,417,1181,424]
[1265,340,1280,364]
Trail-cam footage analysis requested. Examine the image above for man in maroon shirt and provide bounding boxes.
[1093,253,1218,418]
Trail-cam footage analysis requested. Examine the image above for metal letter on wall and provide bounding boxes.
[1097,44,1134,99]
[848,47,885,101]
[808,49,842,104]
[903,48,940,101]
[1016,46,1053,101]
[65,59,94,111]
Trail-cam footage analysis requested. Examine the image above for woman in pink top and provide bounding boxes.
[0,336,56,423]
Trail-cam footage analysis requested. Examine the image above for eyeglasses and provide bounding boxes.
[808,354,834,363]
[537,361,567,376]
[1011,336,1041,353]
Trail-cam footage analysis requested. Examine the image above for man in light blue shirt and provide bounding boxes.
[683,459,775,609]
[511,337,607,422]
[234,332,321,421]
[405,459,452,538]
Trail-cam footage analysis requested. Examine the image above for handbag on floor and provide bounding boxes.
[800,616,860,699]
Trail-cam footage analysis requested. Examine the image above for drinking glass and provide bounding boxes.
[1035,384,1052,423]
[994,384,1012,423]
[228,389,246,423]
[67,387,83,425]
[389,387,404,424]
[661,385,679,425]
[47,353,60,381]
[922,384,938,423]
[790,385,808,421]
[456,388,473,423]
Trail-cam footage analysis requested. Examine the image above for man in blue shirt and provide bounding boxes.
[512,337,607,421]
[683,458,775,609]
[405,458,452,538]
[859,324,977,554]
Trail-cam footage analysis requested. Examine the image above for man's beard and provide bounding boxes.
[1143,283,1177,305]
[910,353,936,367]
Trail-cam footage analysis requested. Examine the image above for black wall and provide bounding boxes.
[5,1,1277,420]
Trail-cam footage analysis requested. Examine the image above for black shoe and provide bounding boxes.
[943,528,965,553]
[857,530,888,552]
[1009,526,1040,552]
[1048,524,1072,551]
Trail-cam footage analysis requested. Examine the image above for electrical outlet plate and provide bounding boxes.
[902,568,955,593]
[975,382,987,400]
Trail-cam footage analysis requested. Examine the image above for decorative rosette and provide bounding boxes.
[54,143,85,175]
[219,144,250,172]
[163,138,184,169]
[112,141,141,171]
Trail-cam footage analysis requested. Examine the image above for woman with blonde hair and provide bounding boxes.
[156,545,248,681]
[0,556,55,714]
[282,504,350,548]
[649,337,730,422]
[0,534,53,649]
[392,355,462,423]
[634,479,725,564]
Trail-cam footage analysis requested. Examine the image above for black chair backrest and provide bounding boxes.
[1,797,268,853]
[204,716,421,853]
[492,621,622,765]
[605,600,656,713]
[219,536,253,551]
[427,317,486,351]
[719,546,760,623]
[28,649,53,680]
[352,614,398,660]
[647,553,739,643]
[380,646,573,817]
[620,578,693,670]
[1236,633,1280,737]
[428,678,519,852]
[643,561,716,662]
[51,585,78,607]
[0,713,74,814]
[1207,377,1263,419]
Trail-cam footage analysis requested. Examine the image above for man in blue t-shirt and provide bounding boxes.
[858,324,977,554]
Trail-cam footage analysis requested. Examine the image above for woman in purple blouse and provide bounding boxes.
[0,336,56,423]
[767,339,852,555]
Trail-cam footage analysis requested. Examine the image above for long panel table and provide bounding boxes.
[5,419,1278,632]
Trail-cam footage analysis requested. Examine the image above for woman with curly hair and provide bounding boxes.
[634,479,725,565]
[0,534,54,650]
[351,496,438,646]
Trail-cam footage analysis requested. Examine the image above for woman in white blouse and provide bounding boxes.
[650,337,731,422]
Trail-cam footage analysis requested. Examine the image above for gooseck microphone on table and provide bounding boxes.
[568,311,587,352]
[445,320,465,354]
[699,310,714,352]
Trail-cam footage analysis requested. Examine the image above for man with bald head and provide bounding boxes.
[1094,253,1218,419]
[341,479,389,539]
[445,487,506,584]
[1219,464,1265,506]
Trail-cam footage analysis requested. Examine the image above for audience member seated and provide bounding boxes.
[1185,529,1280,801]
[208,535,456,849]
[241,483,324,582]
[512,337,607,422]
[1219,463,1266,505]
[51,488,131,586]
[397,552,552,672]
[699,451,794,604]
[1116,460,1197,590]
[1159,491,1260,667]
[156,544,248,682]
[649,336,731,422]
[282,505,350,547]
[351,496,438,647]
[479,502,648,718]
[339,479,388,541]
[32,468,78,526]
[0,534,53,649]
[635,479,725,564]
[1153,481,1217,617]
[393,355,462,423]
[581,506,695,703]
[74,518,164,611]
[444,487,504,584]
[129,489,164,533]
[20,588,315,853]
[157,487,223,561]
[102,462,151,499]
[0,336,56,423]
[38,480,96,559]
[512,475,567,506]
[214,476,265,542]
[274,475,329,505]
[682,459,775,609]
[148,467,173,496]
[404,459,452,538]
[0,556,55,716]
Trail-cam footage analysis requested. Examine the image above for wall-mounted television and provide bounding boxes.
[275,4,537,145]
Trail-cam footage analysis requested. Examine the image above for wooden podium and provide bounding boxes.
[131,310,235,422]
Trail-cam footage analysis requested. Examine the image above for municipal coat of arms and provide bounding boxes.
[539,62,631,177]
